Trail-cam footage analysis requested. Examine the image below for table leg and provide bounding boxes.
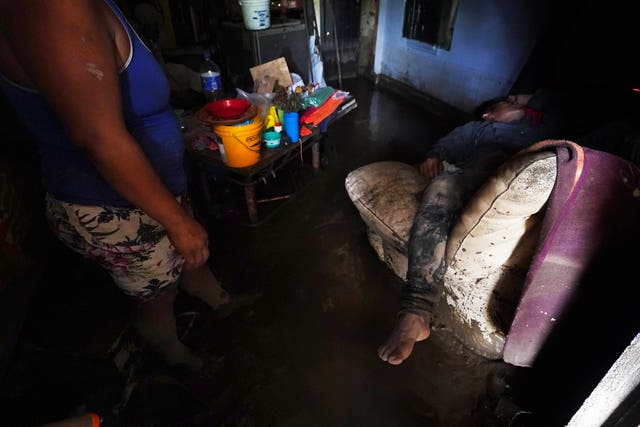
[244,185,259,224]
[199,170,213,207]
[312,141,320,173]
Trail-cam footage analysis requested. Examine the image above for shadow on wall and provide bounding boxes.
[510,0,640,148]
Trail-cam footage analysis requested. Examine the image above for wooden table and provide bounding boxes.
[185,121,323,225]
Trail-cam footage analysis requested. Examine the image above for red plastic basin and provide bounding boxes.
[205,98,251,119]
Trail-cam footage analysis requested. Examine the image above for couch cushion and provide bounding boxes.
[345,161,427,255]
[345,153,559,359]
[442,151,557,358]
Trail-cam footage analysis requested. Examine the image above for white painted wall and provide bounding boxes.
[567,333,640,427]
[374,0,543,114]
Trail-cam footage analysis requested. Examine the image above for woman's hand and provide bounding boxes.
[166,215,210,271]
[417,154,444,179]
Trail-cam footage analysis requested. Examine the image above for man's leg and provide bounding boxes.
[378,169,486,365]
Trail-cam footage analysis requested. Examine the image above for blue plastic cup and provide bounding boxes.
[283,112,299,143]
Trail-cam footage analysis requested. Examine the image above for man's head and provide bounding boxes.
[481,100,526,123]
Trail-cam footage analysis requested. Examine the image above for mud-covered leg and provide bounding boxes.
[378,169,487,365]
[401,171,470,317]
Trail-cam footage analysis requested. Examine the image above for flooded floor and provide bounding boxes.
[4,77,590,426]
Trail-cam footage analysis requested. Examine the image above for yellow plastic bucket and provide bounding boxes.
[213,117,263,168]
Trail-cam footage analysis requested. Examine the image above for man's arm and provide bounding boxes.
[417,153,443,179]
[418,121,479,176]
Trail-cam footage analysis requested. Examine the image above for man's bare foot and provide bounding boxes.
[378,313,431,365]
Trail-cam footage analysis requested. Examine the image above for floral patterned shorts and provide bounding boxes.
[45,193,185,301]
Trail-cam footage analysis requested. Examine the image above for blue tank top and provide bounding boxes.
[0,0,186,206]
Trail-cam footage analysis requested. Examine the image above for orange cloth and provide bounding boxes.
[300,124,313,137]
[300,90,350,137]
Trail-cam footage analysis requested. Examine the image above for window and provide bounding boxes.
[402,0,460,50]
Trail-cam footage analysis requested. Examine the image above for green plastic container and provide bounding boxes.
[263,131,281,149]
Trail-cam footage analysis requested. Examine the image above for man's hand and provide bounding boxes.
[506,94,533,106]
[417,153,444,179]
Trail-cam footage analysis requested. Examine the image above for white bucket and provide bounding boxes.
[238,0,271,30]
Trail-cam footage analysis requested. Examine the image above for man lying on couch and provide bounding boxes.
[378,88,571,365]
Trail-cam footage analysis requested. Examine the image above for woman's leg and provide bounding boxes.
[45,195,205,370]
[179,264,230,310]
[132,286,202,369]
[180,264,263,319]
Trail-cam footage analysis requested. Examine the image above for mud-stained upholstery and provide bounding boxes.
[442,152,556,357]
[344,161,427,278]
[345,152,558,359]
[347,140,640,366]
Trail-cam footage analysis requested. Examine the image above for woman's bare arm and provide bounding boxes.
[2,0,208,269]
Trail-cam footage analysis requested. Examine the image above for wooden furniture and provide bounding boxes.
[185,120,323,225]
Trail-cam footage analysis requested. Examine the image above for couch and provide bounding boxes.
[345,140,640,366]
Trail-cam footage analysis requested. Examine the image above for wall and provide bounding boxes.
[319,0,362,83]
[358,0,378,77]
[373,0,544,114]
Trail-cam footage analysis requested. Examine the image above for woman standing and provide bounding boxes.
[0,0,233,375]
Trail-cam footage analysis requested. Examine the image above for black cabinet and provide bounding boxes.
[220,20,310,90]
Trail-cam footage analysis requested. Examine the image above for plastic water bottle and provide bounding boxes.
[199,51,223,102]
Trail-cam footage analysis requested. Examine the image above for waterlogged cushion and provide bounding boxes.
[442,151,557,358]
[345,152,558,359]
